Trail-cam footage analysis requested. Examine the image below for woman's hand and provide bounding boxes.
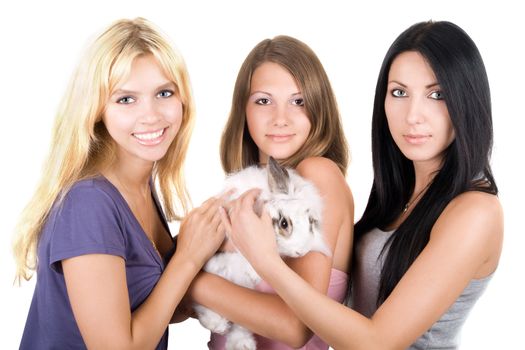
[220,188,281,270]
[175,193,230,270]
[218,236,237,252]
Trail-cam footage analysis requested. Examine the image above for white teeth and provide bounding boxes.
[134,128,165,140]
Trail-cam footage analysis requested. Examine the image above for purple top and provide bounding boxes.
[20,176,175,350]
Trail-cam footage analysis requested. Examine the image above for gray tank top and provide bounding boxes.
[350,228,492,349]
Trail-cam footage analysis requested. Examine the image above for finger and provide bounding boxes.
[202,197,222,219]
[210,209,223,230]
[219,206,233,234]
[193,197,217,216]
[240,188,262,210]
[220,200,234,216]
[217,223,230,245]
[261,209,273,225]
[217,222,225,234]
[240,189,261,216]
[201,196,217,208]
[238,188,261,200]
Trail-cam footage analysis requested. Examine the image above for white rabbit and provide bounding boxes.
[195,157,331,350]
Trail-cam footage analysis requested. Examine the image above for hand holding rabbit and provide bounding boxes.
[220,188,279,270]
[176,194,231,270]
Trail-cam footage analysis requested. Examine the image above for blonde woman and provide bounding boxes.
[189,36,354,349]
[14,18,226,349]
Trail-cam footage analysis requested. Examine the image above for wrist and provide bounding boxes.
[255,256,290,286]
[253,253,283,280]
[169,251,202,277]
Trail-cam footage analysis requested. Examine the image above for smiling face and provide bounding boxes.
[385,51,455,170]
[103,54,183,167]
[245,62,311,164]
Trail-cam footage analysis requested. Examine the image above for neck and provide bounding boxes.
[402,159,442,215]
[103,157,153,197]
[412,158,442,193]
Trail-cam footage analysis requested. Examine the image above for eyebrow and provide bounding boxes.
[249,90,302,97]
[388,80,440,89]
[112,81,175,96]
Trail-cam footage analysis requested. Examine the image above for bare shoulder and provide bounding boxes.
[295,157,346,184]
[440,191,503,230]
[432,191,503,272]
[295,156,353,213]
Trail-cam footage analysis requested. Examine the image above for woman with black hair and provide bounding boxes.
[221,20,503,349]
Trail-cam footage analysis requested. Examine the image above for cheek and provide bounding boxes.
[298,113,311,135]
[384,112,400,138]
[103,109,134,135]
[434,105,455,144]
[246,110,264,140]
[384,99,403,129]
[165,100,183,125]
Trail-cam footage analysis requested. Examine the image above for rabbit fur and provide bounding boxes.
[194,157,331,350]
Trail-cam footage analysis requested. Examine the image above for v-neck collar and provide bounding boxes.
[99,175,173,268]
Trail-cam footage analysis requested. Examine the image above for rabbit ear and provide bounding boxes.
[267,156,290,194]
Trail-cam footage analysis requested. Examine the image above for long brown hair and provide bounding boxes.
[220,35,348,175]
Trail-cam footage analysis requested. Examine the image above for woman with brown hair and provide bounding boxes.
[189,35,354,349]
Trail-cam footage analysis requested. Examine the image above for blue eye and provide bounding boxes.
[117,96,135,104]
[292,98,304,106]
[255,98,271,105]
[429,91,444,100]
[391,89,407,97]
[158,90,174,98]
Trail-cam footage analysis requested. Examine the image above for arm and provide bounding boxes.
[190,157,354,347]
[230,190,503,350]
[62,196,226,350]
[170,295,196,324]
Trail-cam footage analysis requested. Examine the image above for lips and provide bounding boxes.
[132,127,167,145]
[266,133,294,142]
[403,133,431,145]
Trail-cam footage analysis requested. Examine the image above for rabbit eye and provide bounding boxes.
[279,217,289,229]
[273,211,293,237]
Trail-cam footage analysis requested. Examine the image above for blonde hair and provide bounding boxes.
[13,18,195,281]
[220,35,348,175]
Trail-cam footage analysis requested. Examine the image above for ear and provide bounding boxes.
[267,156,290,194]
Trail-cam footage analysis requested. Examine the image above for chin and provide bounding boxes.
[403,150,445,165]
[267,148,299,161]
[138,149,171,163]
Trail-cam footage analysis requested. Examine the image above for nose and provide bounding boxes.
[140,98,162,124]
[405,96,425,125]
[272,105,289,127]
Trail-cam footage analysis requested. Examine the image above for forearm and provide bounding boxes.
[64,253,202,350]
[191,272,313,347]
[259,258,385,350]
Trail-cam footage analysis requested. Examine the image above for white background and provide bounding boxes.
[1,0,522,349]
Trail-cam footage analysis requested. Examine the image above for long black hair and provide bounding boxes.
[354,21,498,305]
